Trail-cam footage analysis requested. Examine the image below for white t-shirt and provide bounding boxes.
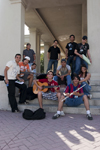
[57,65,71,75]
[6,60,20,80]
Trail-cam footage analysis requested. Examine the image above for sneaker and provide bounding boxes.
[60,111,65,116]
[86,113,93,120]
[52,113,60,119]
[87,94,92,99]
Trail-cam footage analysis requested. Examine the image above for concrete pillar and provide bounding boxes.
[87,0,100,80]
[29,28,41,73]
[44,43,50,73]
[82,1,87,36]
[0,0,26,74]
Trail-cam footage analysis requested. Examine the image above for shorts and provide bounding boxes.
[21,72,30,81]
[42,92,58,101]
[64,95,84,107]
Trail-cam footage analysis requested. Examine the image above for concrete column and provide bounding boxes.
[87,0,100,80]
[44,43,50,73]
[0,0,26,74]
[82,1,87,36]
[29,28,41,73]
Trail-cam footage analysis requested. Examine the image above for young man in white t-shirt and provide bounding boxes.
[4,54,27,112]
[54,59,71,85]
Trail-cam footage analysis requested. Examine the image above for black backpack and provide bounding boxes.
[37,74,47,79]
[0,75,4,81]
[26,87,37,100]
[22,108,46,120]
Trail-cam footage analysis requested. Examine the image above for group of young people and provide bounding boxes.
[4,35,93,120]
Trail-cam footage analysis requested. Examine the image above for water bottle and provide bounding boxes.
[6,83,9,87]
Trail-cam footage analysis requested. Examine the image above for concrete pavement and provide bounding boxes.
[0,110,100,150]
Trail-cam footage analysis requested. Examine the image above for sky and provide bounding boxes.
[24,24,30,35]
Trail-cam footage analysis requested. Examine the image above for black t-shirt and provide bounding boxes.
[48,46,60,60]
[76,43,89,56]
[66,42,77,56]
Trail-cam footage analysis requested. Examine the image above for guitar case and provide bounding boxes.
[26,87,37,100]
[23,108,46,120]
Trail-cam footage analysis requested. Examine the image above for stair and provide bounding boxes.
[18,80,100,115]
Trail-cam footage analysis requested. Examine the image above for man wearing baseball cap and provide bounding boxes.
[74,36,92,75]
[19,56,33,87]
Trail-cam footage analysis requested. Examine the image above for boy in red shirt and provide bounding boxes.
[33,70,62,110]
[52,75,93,120]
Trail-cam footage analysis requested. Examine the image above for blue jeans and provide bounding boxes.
[53,75,71,85]
[67,56,75,77]
[64,95,84,107]
[74,56,88,75]
[81,82,91,95]
[47,59,58,74]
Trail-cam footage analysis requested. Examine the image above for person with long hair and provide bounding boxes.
[79,64,92,99]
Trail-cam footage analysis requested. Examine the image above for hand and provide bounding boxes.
[66,56,68,59]
[38,86,43,90]
[48,58,50,61]
[20,79,24,82]
[54,87,58,91]
[61,76,64,81]
[90,59,92,63]
[5,79,9,84]
[79,55,83,59]
[63,93,70,97]
[73,92,79,96]
[73,56,76,61]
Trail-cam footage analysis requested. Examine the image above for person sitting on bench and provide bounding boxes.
[19,56,33,87]
[52,75,93,120]
[54,59,71,85]
[33,70,62,113]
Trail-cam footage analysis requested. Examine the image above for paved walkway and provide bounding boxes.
[0,110,100,150]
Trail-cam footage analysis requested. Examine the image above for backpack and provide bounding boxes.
[37,74,47,79]
[0,75,4,81]
[26,87,37,100]
[22,108,46,120]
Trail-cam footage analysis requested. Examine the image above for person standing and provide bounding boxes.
[74,36,92,75]
[23,43,36,67]
[47,40,61,75]
[66,34,77,78]
[4,54,27,112]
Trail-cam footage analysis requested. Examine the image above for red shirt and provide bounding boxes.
[39,79,60,92]
[65,84,83,98]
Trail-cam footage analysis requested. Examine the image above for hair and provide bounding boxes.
[79,64,88,78]
[47,70,54,76]
[26,43,31,46]
[72,74,80,81]
[53,40,58,43]
[69,34,75,39]
[61,59,66,63]
[15,54,21,58]
[22,58,30,63]
[32,63,36,66]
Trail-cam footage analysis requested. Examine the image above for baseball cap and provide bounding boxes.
[61,59,66,63]
[24,56,30,61]
[82,36,87,40]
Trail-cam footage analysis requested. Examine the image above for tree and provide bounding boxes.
[40,53,44,73]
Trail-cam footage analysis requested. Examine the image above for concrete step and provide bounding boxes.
[91,92,100,98]
[90,80,100,85]
[18,103,100,115]
[26,98,100,106]
[91,85,100,92]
